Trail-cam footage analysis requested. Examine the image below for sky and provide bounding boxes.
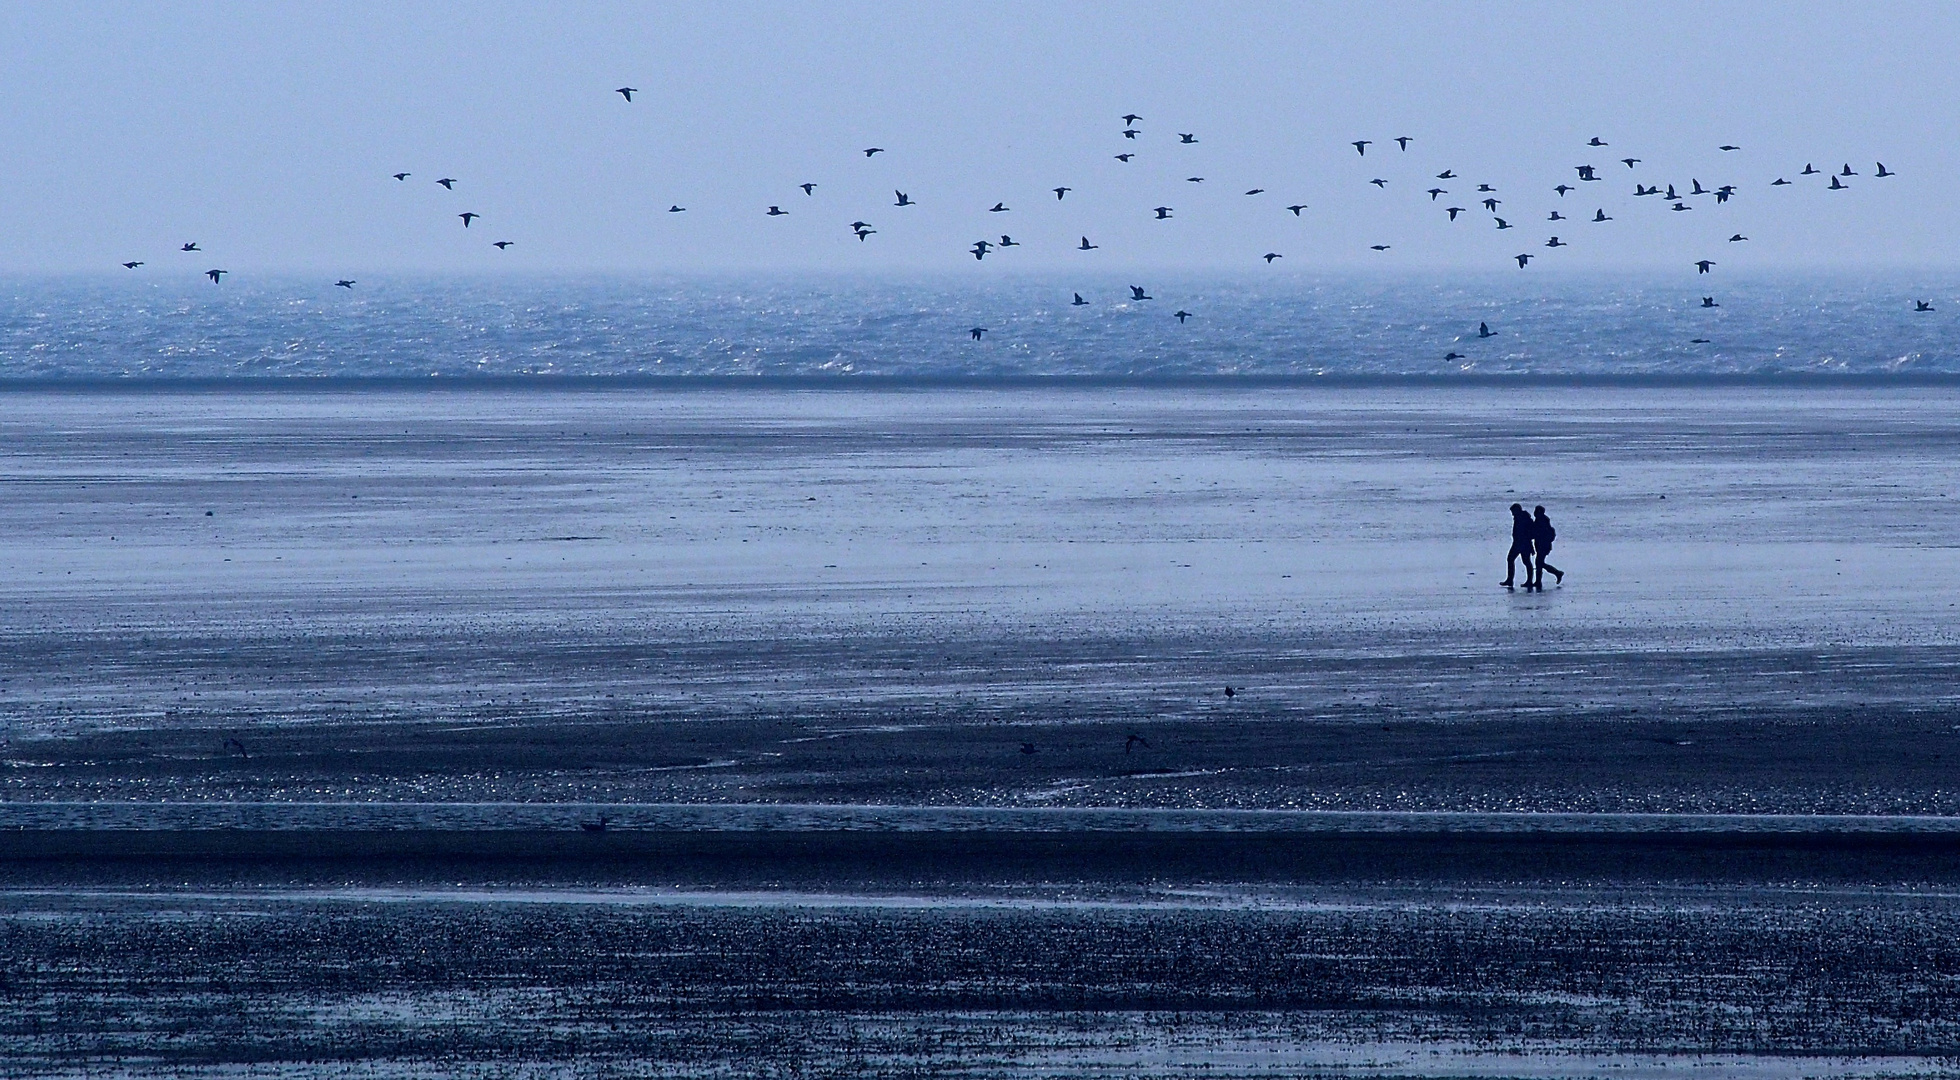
[0,2,1955,274]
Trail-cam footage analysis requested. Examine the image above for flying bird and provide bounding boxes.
[1079,236,1098,250]
[121,261,143,269]
[181,242,200,252]
[1245,188,1264,195]
[1494,217,1512,229]
[1186,177,1204,183]
[1123,129,1139,139]
[1514,253,1532,267]
[1173,310,1192,322]
[669,205,685,212]
[801,183,816,195]
[766,206,786,216]
[1840,163,1858,176]
[1477,184,1496,192]
[1478,322,1496,338]
[854,228,875,241]
[1072,293,1089,305]
[1286,204,1307,215]
[437,178,456,189]
[1772,177,1790,186]
[1802,164,1819,175]
[1915,300,1934,311]
[1829,176,1847,190]
[616,87,636,101]
[1126,733,1151,752]
[989,202,1009,212]
[1436,170,1456,179]
[1588,137,1607,146]
[1130,285,1152,300]
[1262,252,1282,262]
[970,240,991,259]
[206,269,226,283]
[1702,297,1719,307]
[1445,206,1466,221]
[458,212,478,226]
[1719,145,1740,151]
[1691,338,1711,344]
[1122,113,1143,124]
[335,279,355,288]
[1554,184,1573,196]
[1549,210,1565,221]
[895,191,913,206]
[1691,179,1708,195]
[1179,133,1198,143]
[392,172,409,181]
[1696,260,1714,273]
[1369,178,1387,188]
[1395,136,1411,150]
[970,327,987,339]
[1622,158,1640,168]
[1592,209,1611,222]
[1428,188,1447,200]
[1054,187,1071,199]
[493,240,514,249]
[1153,206,1173,219]
[1482,198,1501,211]
[863,147,884,157]
[1546,236,1566,247]
[1877,163,1895,177]
[1114,153,1134,162]
[1576,165,1598,181]
[1664,184,1680,200]
[1445,351,1465,361]
[998,235,1019,247]
[1728,234,1747,242]
[1671,202,1692,211]
[1353,140,1371,155]
[1370,244,1391,251]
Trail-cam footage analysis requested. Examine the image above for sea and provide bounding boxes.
[5,274,1960,1077]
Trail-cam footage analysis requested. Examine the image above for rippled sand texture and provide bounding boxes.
[6,383,1960,811]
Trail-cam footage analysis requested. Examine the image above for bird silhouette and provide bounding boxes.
[1445,207,1466,221]
[1477,183,1497,192]
[1915,300,1934,311]
[1588,137,1608,146]
[1719,144,1740,151]
[1549,210,1565,220]
[1671,202,1692,211]
[1187,176,1204,183]
[1245,188,1265,196]
[1772,177,1791,186]
[392,172,409,181]
[181,242,199,252]
[1494,217,1512,229]
[1840,163,1858,176]
[1427,188,1447,200]
[437,178,456,189]
[854,228,875,241]
[1482,198,1501,211]
[1478,322,1495,338]
[1664,184,1679,199]
[1593,209,1611,222]
[1153,206,1173,219]
[1169,309,1192,324]
[863,147,884,157]
[1054,187,1071,199]
[616,87,636,101]
[766,206,786,216]
[1122,113,1143,124]
[1395,136,1411,150]
[1691,179,1708,195]
[1702,297,1719,307]
[1115,153,1134,162]
[998,235,1019,247]
[668,205,685,212]
[1728,234,1746,242]
[1514,253,1532,267]
[1622,158,1640,168]
[335,279,355,288]
[458,212,478,226]
[1353,140,1371,155]
[1802,164,1819,175]
[1445,351,1465,361]
[1546,237,1566,247]
[121,261,143,269]
[1078,236,1098,250]
[1179,133,1197,143]
[1554,184,1573,196]
[1370,244,1391,251]
[989,202,1009,212]
[1123,129,1140,139]
[1696,260,1714,273]
[1576,165,1598,181]
[1262,252,1282,262]
[1072,293,1089,306]
[1130,285,1152,300]
[1125,733,1151,752]
[800,183,816,195]
[1436,170,1457,179]
[1829,176,1847,190]
[206,269,227,283]
[895,191,913,206]
[1369,178,1387,188]
[1691,338,1711,344]
[1286,204,1307,215]
[493,240,513,249]
[970,327,988,339]
[969,241,991,259]
[1876,163,1895,177]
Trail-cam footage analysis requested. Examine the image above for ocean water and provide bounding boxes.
[2,272,1957,378]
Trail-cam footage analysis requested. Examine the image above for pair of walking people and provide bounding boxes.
[1503,503,1561,590]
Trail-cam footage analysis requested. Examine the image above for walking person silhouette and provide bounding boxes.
[1502,503,1534,588]
[1531,505,1563,590]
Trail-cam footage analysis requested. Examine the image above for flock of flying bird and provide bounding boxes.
[114,88,1920,354]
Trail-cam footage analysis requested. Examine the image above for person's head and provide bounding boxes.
[1510,503,1523,513]
[1534,505,1546,517]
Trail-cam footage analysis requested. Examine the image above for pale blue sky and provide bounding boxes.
[1,2,1953,273]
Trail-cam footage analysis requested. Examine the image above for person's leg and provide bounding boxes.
[1503,548,1524,586]
[1540,553,1562,583]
